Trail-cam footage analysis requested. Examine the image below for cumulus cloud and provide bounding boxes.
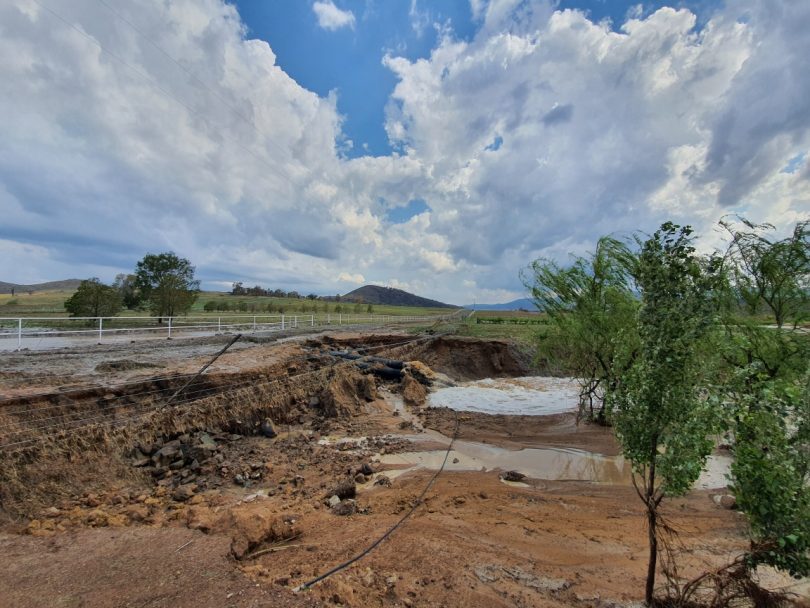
[0,0,807,306]
[312,0,356,31]
[382,1,810,296]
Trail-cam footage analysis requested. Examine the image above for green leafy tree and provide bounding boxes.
[608,223,724,605]
[64,278,122,318]
[730,372,809,578]
[366,304,374,314]
[717,219,810,582]
[134,253,199,321]
[525,236,639,423]
[112,273,140,309]
[721,217,809,328]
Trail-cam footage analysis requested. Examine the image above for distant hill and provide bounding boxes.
[0,279,82,294]
[341,285,457,309]
[465,298,537,311]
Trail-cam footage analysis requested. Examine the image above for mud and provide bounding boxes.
[0,333,806,607]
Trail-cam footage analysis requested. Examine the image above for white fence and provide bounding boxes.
[0,311,462,351]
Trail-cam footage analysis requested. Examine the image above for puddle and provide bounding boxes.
[428,376,580,416]
[379,441,631,483]
[378,440,731,488]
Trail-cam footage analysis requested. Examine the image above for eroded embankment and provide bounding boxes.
[0,334,426,517]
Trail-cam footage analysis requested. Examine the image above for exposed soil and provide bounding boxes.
[0,332,805,607]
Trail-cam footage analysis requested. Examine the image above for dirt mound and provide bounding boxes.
[319,367,377,417]
[402,337,531,380]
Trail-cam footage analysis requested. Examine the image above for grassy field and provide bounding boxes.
[0,289,458,319]
[454,310,549,346]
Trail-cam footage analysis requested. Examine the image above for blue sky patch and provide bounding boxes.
[386,199,430,224]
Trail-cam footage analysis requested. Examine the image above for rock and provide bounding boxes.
[374,475,392,487]
[401,374,427,407]
[501,471,526,482]
[42,507,61,518]
[186,506,217,532]
[327,495,341,508]
[131,452,151,467]
[360,463,374,476]
[172,484,197,502]
[220,506,301,559]
[152,445,182,467]
[260,419,277,438]
[452,458,459,464]
[354,473,368,484]
[330,479,356,500]
[332,499,357,516]
[122,504,150,522]
[712,494,737,509]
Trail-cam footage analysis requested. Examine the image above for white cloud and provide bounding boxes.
[312,0,355,31]
[337,272,365,284]
[0,0,808,307]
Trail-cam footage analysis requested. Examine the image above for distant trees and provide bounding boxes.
[134,252,199,320]
[64,278,122,318]
[112,273,140,309]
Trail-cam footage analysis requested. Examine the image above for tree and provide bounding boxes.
[366,304,374,314]
[608,223,724,605]
[524,236,639,423]
[64,278,122,318]
[134,253,199,320]
[112,273,141,309]
[721,217,809,328]
[716,218,810,583]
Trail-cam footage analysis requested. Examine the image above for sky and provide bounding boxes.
[0,0,808,305]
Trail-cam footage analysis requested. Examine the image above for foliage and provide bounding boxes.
[730,372,809,578]
[721,217,809,328]
[717,217,810,580]
[608,223,724,604]
[64,278,122,318]
[524,236,638,422]
[134,252,199,319]
[112,273,140,309]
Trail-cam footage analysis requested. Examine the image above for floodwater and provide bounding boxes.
[427,376,580,416]
[379,382,731,489]
[378,443,731,489]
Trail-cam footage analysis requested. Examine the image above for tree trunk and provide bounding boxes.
[645,447,658,606]
[645,503,658,605]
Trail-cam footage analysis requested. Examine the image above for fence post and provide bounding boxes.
[281,314,285,330]
[311,314,314,327]
[339,313,342,325]
[253,316,256,331]
[168,317,172,339]
[98,317,103,343]
[294,315,298,328]
[17,318,22,350]
[218,317,221,332]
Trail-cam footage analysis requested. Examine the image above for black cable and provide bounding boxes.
[295,410,461,592]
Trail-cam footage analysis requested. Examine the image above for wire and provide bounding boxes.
[0,330,455,450]
[295,410,461,591]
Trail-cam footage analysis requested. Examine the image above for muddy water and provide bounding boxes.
[379,444,731,488]
[427,376,580,416]
[380,384,731,488]
[380,442,632,483]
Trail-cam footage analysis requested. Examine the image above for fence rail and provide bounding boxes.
[0,311,463,351]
